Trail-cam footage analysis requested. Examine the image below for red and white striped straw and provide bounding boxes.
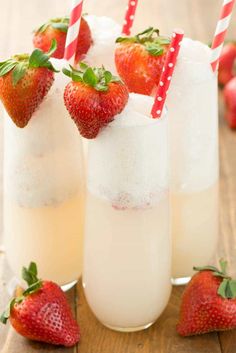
[151,29,184,119]
[211,0,235,72]
[122,0,138,35]
[64,0,83,65]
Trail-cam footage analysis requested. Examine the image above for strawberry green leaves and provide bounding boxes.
[116,27,170,57]
[194,259,236,299]
[63,62,122,92]
[0,60,19,78]
[0,262,43,325]
[0,298,16,324]
[218,278,236,299]
[28,39,58,72]
[12,61,28,86]
[0,40,58,86]
[22,262,39,286]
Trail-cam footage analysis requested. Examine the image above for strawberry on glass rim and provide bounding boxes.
[63,62,129,139]
[33,16,92,62]
[0,262,80,347]
[177,259,236,337]
[0,40,58,128]
[115,27,170,95]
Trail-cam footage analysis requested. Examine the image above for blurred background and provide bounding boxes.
[0,0,236,241]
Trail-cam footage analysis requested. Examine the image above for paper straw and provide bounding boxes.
[122,0,138,35]
[151,29,184,119]
[211,0,235,72]
[64,0,83,65]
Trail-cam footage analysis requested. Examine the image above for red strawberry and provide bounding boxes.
[0,40,58,128]
[115,27,170,95]
[33,17,92,62]
[224,77,236,129]
[63,63,129,138]
[0,262,80,347]
[177,260,236,336]
[218,43,236,87]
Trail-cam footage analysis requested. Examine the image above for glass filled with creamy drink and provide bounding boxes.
[167,38,219,285]
[1,54,85,290]
[82,93,171,332]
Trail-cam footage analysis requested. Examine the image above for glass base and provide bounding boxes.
[104,321,154,333]
[171,276,191,286]
[61,279,78,292]
[7,277,78,295]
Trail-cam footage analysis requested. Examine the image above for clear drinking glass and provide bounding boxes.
[83,93,171,332]
[167,38,219,285]
[3,60,85,290]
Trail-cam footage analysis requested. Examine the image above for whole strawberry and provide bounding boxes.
[115,27,170,95]
[218,42,236,87]
[177,259,236,336]
[0,40,58,128]
[33,16,92,62]
[0,262,80,347]
[224,77,236,129]
[63,63,129,138]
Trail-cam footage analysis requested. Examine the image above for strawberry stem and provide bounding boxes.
[63,62,122,92]
[116,27,170,57]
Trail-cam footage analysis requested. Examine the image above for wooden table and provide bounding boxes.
[1,1,236,352]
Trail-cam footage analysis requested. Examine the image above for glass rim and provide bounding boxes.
[104,107,168,131]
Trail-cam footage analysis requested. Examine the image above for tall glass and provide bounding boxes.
[167,38,219,285]
[83,93,171,332]
[3,60,85,289]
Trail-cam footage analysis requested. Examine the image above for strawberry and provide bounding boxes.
[224,77,236,129]
[177,259,236,336]
[115,27,170,95]
[218,42,236,87]
[33,16,92,62]
[63,63,129,138]
[0,40,58,128]
[0,262,80,347]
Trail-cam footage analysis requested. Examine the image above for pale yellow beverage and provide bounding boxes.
[84,192,171,331]
[171,182,219,280]
[83,93,171,332]
[4,195,84,285]
[3,59,85,288]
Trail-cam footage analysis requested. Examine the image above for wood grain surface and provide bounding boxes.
[1,1,236,352]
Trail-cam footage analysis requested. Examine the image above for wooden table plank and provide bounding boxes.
[217,95,236,353]
[1,1,236,353]
[77,284,221,353]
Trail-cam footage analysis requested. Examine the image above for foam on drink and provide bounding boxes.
[87,93,168,209]
[84,15,121,73]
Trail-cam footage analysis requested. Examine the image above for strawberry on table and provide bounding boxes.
[0,262,80,347]
[115,27,170,95]
[218,42,236,87]
[33,16,92,62]
[224,76,236,129]
[177,259,236,336]
[63,62,129,139]
[0,40,58,128]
